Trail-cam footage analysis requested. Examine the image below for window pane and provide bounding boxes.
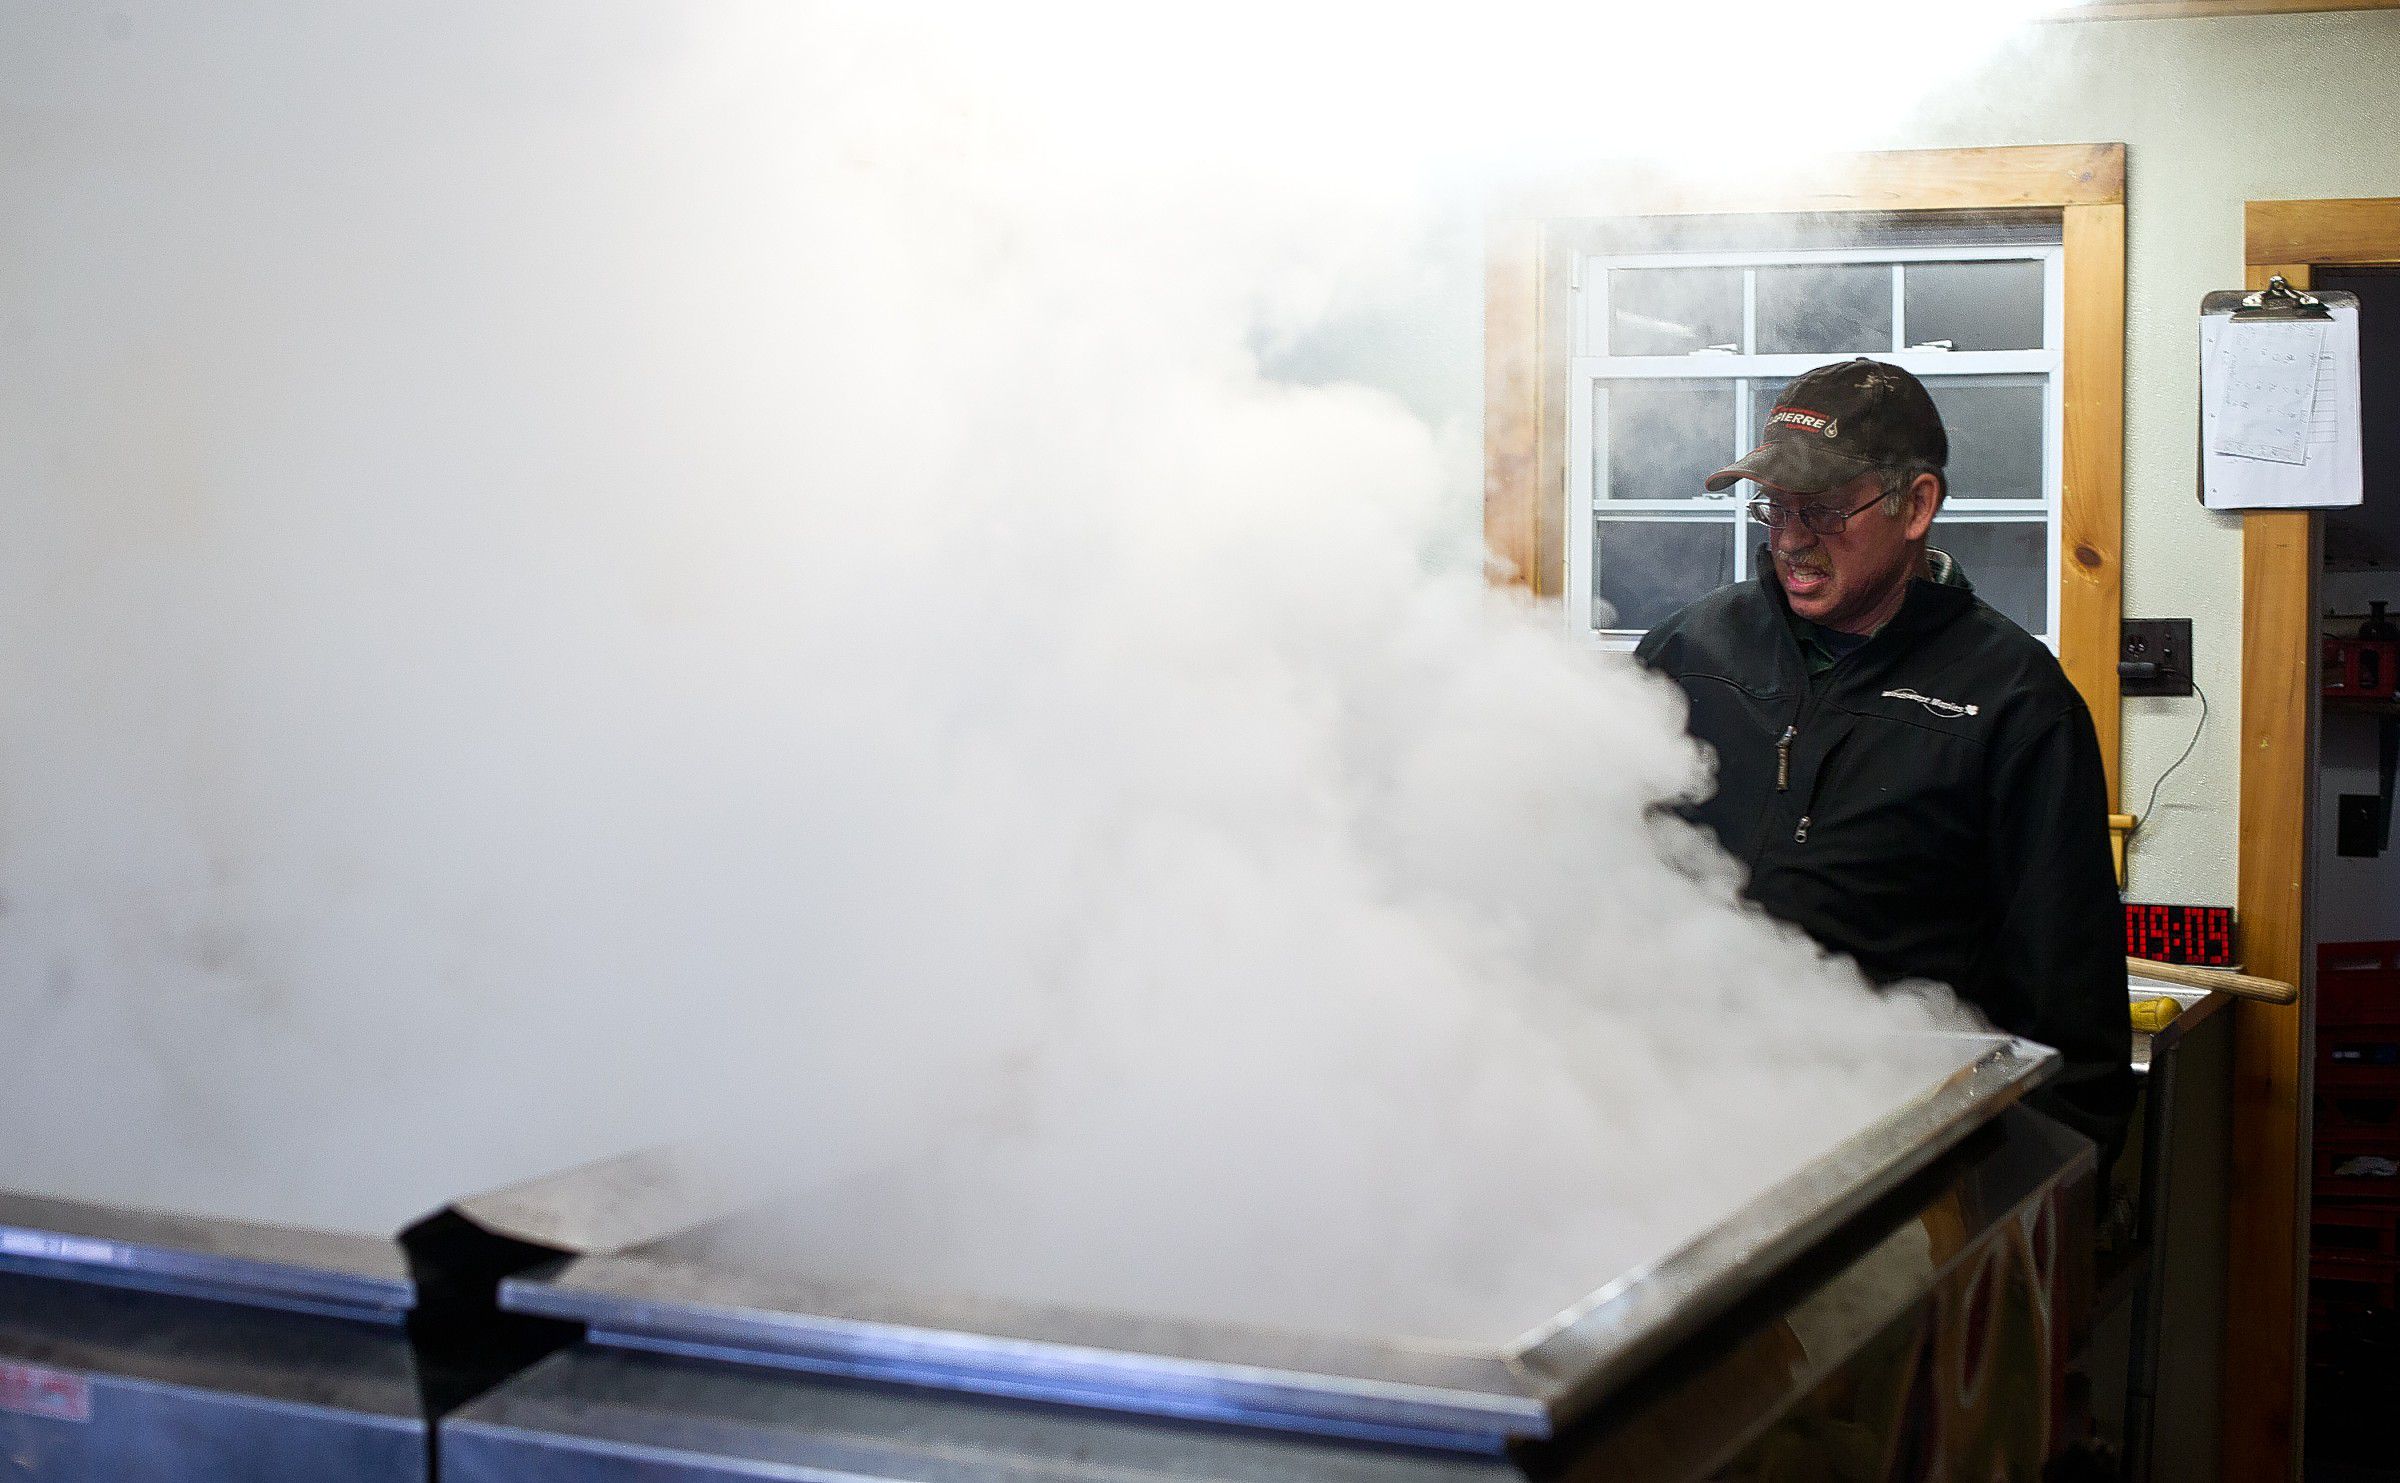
[1933,519,2048,636]
[1600,380,1737,501]
[1594,520,1735,630]
[1606,268,1742,356]
[1922,375,2046,502]
[1746,376,1795,451]
[1755,264,1892,355]
[1904,260,2046,351]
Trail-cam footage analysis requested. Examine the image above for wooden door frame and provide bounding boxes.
[1485,143,2129,801]
[2228,197,2400,1483]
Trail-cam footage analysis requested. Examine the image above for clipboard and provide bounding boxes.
[2197,276,2363,511]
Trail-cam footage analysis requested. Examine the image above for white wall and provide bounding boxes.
[1862,11,2400,905]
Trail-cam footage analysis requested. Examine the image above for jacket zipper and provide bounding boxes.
[1747,602,1861,868]
[1756,579,1954,858]
[1779,725,1811,842]
[1744,619,1817,868]
[1778,654,1865,846]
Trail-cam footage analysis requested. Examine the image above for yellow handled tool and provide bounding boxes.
[2131,997,2182,1032]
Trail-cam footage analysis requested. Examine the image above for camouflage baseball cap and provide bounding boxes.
[1703,358,1949,495]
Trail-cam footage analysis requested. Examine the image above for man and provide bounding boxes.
[1635,358,2131,1158]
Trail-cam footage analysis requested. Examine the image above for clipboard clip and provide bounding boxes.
[2234,274,2334,321]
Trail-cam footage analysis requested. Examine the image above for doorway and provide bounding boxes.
[2304,263,2400,1481]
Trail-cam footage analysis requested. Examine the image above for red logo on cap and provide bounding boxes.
[1768,406,1840,438]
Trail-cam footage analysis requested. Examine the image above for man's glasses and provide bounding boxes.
[1746,491,1887,536]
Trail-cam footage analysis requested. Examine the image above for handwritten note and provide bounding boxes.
[2199,302,2361,511]
[2211,319,2327,465]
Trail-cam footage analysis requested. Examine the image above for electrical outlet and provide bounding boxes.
[2122,618,2194,697]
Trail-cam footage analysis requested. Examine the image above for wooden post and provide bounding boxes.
[2062,202,2128,807]
[2230,472,2316,1482]
[1483,220,1544,593]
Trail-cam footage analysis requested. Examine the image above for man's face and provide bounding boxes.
[1759,470,1939,635]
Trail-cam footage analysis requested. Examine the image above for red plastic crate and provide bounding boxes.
[2320,1086,2400,1136]
[2314,1204,2400,1262]
[2317,1136,2400,1199]
[2312,1258,2399,1311]
[2328,1061,2400,1085]
[2321,1030,2400,1079]
[2325,638,2400,699]
[2320,941,2400,1029]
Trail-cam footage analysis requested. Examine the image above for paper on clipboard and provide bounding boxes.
[2200,303,2362,510]
[2212,319,2325,464]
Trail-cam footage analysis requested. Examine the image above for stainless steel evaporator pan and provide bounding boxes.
[495,1034,2055,1452]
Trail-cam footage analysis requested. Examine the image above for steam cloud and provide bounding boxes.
[0,3,2025,1342]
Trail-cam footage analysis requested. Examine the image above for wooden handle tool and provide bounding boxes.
[2127,956,2298,1006]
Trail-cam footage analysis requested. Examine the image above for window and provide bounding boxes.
[1568,241,2065,646]
[1483,144,2125,804]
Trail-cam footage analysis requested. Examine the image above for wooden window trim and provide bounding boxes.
[1485,144,2127,804]
[2053,1,2400,19]
[2228,197,2400,1483]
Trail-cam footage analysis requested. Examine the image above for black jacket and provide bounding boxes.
[1634,560,2133,1155]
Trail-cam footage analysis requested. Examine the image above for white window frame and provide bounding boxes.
[1567,242,2067,649]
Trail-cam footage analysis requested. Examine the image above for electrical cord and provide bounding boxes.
[2119,665,2209,837]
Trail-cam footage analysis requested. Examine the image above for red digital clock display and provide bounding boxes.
[2124,903,2237,967]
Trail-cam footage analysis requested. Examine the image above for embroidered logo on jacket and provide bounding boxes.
[1882,688,1980,718]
